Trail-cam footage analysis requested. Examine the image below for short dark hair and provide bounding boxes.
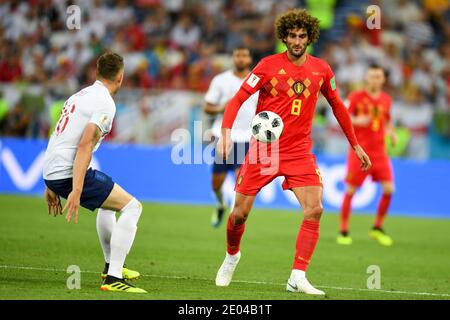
[368,63,388,78]
[275,9,320,45]
[232,46,252,55]
[97,52,124,81]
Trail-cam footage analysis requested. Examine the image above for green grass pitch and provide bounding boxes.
[0,194,449,300]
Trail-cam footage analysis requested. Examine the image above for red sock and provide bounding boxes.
[292,220,320,271]
[226,214,245,255]
[375,194,392,228]
[340,193,353,233]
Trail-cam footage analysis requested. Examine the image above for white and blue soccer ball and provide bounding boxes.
[251,111,284,143]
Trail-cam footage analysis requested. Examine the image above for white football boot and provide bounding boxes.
[215,251,241,286]
[286,269,325,295]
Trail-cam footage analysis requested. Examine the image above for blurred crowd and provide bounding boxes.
[0,0,449,158]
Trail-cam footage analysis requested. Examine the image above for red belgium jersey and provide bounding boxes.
[347,90,392,157]
[222,51,358,160]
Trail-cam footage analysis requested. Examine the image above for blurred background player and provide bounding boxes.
[215,9,371,295]
[204,47,258,228]
[338,64,397,246]
[43,52,146,293]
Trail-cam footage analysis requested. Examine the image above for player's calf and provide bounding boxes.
[108,198,142,279]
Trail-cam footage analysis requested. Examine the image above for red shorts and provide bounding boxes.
[235,153,322,196]
[346,151,393,187]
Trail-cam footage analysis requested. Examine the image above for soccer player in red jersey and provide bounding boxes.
[338,64,397,247]
[214,9,371,295]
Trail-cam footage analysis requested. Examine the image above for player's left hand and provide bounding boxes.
[390,132,398,147]
[217,128,232,160]
[353,145,372,171]
[45,187,62,217]
[62,190,81,224]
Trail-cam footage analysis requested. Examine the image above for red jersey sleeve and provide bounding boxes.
[222,59,269,129]
[321,64,359,148]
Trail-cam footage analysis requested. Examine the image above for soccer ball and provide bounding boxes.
[251,111,284,143]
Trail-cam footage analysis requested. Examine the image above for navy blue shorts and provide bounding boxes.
[44,168,115,212]
[213,142,249,174]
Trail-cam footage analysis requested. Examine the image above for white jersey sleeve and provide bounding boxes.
[89,96,116,152]
[89,104,115,136]
[206,70,258,142]
[43,81,116,180]
[204,76,222,106]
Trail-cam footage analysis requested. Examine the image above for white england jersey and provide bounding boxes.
[43,80,116,180]
[205,70,258,142]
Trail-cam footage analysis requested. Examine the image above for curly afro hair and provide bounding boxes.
[275,9,320,45]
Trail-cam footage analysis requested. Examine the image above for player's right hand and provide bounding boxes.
[217,129,232,160]
[62,190,81,224]
[45,187,62,217]
[354,145,372,171]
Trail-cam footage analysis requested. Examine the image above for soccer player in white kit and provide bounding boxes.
[204,47,258,228]
[43,53,146,293]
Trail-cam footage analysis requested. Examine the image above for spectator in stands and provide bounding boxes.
[0,101,30,137]
[0,0,447,153]
[396,83,434,159]
[170,12,201,51]
[0,51,23,82]
[0,91,9,123]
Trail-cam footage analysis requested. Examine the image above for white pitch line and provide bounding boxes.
[1,264,449,298]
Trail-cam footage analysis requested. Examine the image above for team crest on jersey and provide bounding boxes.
[246,73,260,88]
[99,114,112,134]
[292,81,305,96]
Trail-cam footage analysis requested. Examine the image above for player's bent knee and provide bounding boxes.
[101,183,134,212]
[232,211,247,225]
[346,185,357,195]
[304,205,323,221]
[121,198,142,217]
[231,205,250,225]
[383,183,395,194]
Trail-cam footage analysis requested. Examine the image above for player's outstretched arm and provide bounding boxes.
[327,97,372,171]
[62,123,102,223]
[321,65,372,171]
[221,89,251,129]
[219,88,251,159]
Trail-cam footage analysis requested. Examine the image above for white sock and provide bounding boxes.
[108,198,142,278]
[214,188,225,208]
[96,209,117,263]
[291,269,306,279]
